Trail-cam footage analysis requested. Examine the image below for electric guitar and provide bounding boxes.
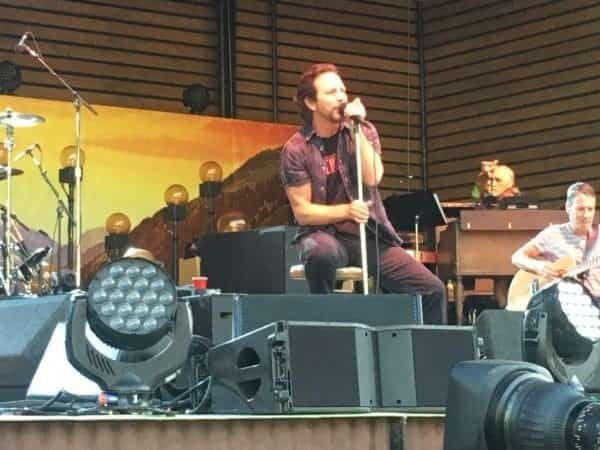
[506,255,600,311]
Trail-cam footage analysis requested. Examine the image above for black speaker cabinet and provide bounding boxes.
[196,226,309,294]
[208,321,378,413]
[0,295,68,400]
[233,293,422,337]
[376,325,475,408]
[474,310,525,361]
[179,293,234,345]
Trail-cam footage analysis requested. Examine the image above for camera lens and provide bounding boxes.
[567,402,600,450]
[487,372,590,450]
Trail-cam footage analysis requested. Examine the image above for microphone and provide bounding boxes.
[14,143,41,166]
[14,32,30,52]
[18,246,52,282]
[342,100,364,122]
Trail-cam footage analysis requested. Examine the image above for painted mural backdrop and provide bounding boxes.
[0,95,296,284]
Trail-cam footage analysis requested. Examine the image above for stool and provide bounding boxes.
[289,264,365,293]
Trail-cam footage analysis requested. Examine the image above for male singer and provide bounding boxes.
[279,63,444,324]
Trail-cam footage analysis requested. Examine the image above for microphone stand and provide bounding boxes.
[19,38,98,288]
[31,156,75,286]
[352,120,369,295]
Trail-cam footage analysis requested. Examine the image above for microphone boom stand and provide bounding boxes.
[19,39,98,288]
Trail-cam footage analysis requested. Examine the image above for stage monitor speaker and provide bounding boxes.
[196,226,309,294]
[474,310,524,361]
[208,321,378,413]
[376,325,475,408]
[233,293,422,337]
[0,295,68,400]
[178,293,234,345]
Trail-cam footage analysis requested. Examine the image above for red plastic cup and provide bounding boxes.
[192,276,208,290]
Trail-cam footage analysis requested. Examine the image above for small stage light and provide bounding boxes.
[0,61,22,94]
[163,184,189,282]
[104,212,131,260]
[199,161,223,233]
[183,83,210,114]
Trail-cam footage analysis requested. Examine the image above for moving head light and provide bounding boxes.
[523,278,600,392]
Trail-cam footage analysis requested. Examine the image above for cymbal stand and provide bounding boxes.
[19,35,98,288]
[2,119,15,294]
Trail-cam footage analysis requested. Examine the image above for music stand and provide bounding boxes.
[384,190,447,257]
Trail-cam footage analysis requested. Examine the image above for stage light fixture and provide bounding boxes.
[163,184,189,282]
[183,83,210,114]
[199,161,223,233]
[66,257,192,403]
[0,61,22,94]
[444,360,600,450]
[199,160,223,183]
[104,212,131,260]
[523,278,600,392]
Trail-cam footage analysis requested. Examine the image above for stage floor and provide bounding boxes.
[0,412,444,450]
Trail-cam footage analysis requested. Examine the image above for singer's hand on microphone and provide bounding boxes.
[344,97,366,121]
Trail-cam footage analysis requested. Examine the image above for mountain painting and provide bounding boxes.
[0,95,296,284]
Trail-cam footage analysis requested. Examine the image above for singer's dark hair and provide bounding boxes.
[295,63,340,125]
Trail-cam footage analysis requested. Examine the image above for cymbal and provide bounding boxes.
[0,111,45,128]
[0,166,24,180]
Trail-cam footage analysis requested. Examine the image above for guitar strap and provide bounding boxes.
[578,225,600,295]
[584,224,599,260]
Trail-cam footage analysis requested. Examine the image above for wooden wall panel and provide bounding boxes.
[3,1,422,196]
[235,0,424,195]
[0,0,219,114]
[423,0,600,209]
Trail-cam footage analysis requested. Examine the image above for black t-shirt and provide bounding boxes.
[321,132,357,235]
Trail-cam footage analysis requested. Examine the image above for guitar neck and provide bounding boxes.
[568,254,600,277]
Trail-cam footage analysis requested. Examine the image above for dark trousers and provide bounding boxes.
[298,230,445,324]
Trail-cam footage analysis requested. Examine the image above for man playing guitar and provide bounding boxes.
[510,182,599,309]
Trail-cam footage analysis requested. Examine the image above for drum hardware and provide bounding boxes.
[0,166,24,180]
[0,111,44,128]
[0,108,44,295]
[0,205,52,296]
[30,261,54,296]
[18,246,52,282]
[16,31,98,289]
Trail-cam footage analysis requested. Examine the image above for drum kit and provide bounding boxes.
[0,108,54,296]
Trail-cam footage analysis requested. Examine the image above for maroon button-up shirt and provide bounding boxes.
[280,120,401,245]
